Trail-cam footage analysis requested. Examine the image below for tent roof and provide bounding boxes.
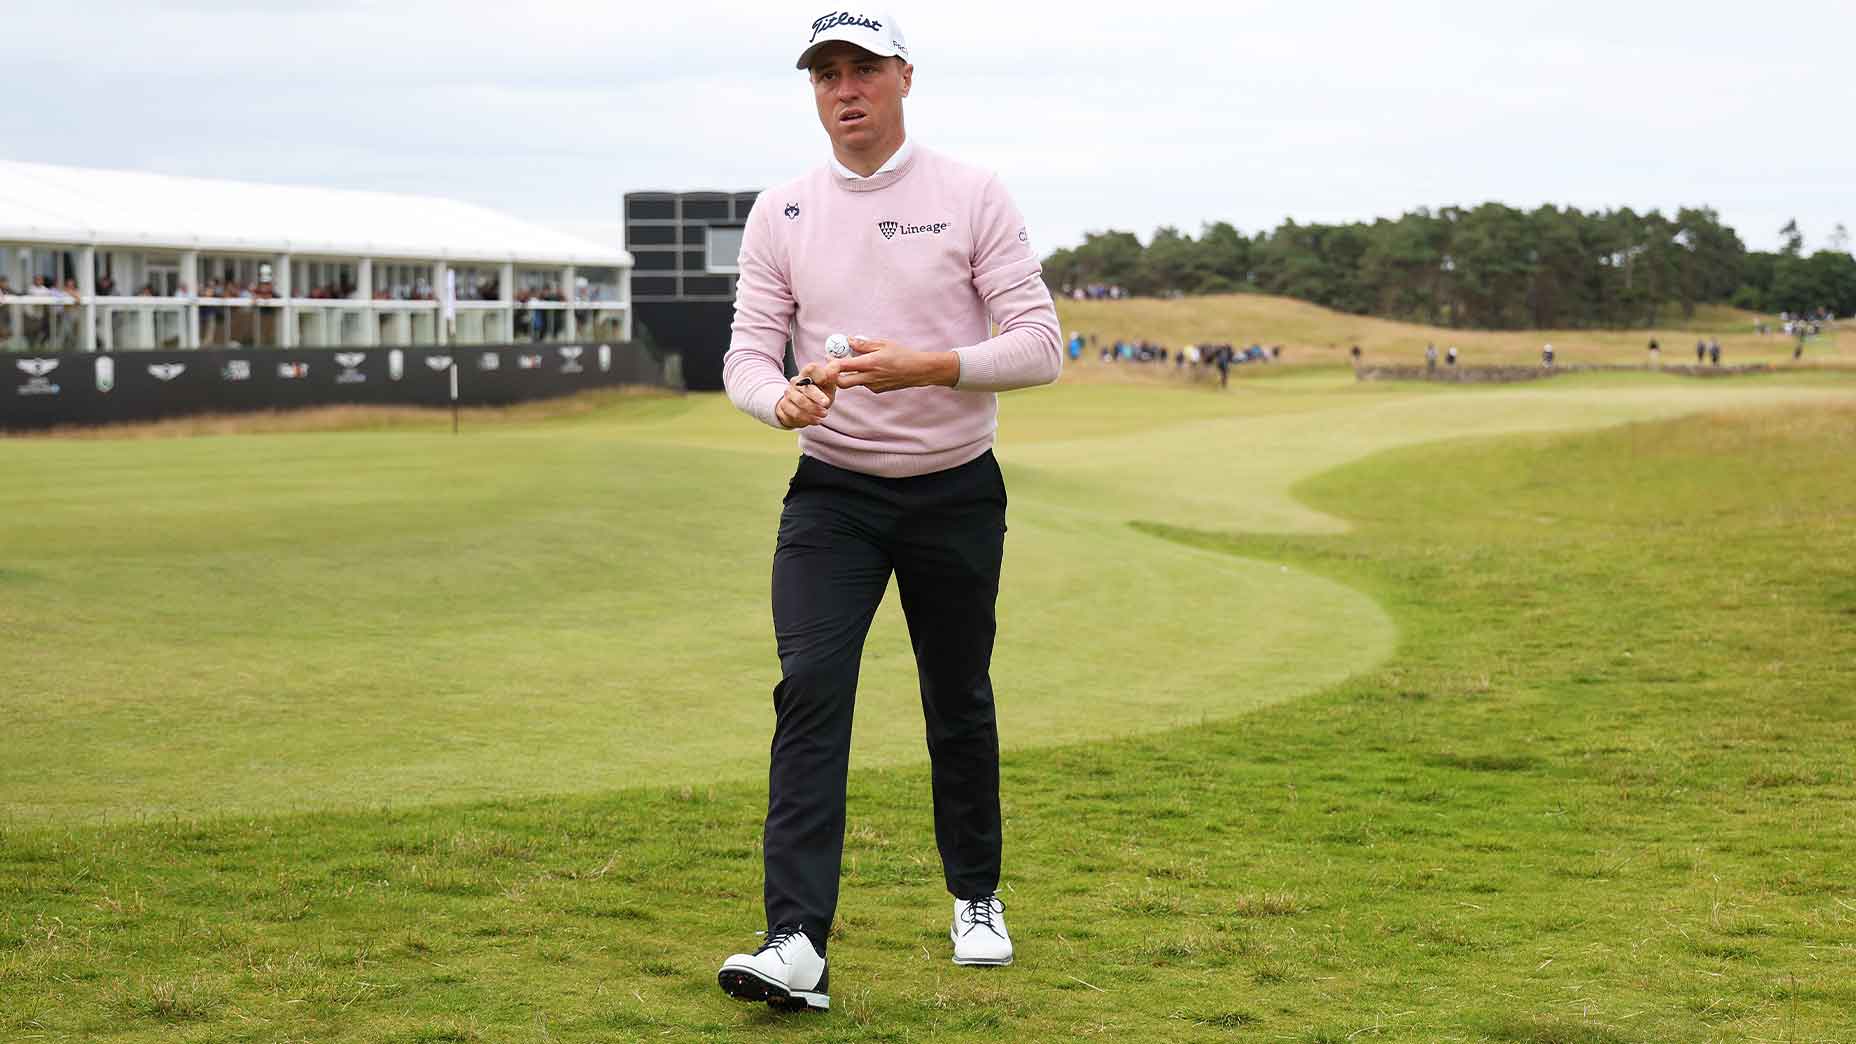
[0,159,630,267]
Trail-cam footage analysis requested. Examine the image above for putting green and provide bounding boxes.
[2,372,1850,823]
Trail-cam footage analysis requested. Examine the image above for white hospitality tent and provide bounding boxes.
[0,159,632,352]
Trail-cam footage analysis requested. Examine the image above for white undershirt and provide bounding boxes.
[830,138,912,180]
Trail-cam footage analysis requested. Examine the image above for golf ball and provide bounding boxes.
[826,333,851,359]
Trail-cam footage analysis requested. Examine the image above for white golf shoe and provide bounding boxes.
[718,925,829,1012]
[951,893,1013,966]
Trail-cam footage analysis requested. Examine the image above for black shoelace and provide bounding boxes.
[757,924,805,962]
[959,894,1004,938]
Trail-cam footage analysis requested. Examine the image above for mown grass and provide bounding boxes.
[2,392,1851,1040]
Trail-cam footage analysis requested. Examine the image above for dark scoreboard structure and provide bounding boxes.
[2,342,674,431]
[625,190,766,392]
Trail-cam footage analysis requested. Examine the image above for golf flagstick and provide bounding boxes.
[450,362,459,435]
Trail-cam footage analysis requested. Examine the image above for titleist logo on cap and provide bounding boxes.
[811,11,882,42]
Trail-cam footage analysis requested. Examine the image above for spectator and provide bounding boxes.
[1648,337,1659,367]
[58,278,83,349]
[1541,343,1554,369]
[1446,346,1458,366]
[1695,339,1706,363]
[1425,343,1437,370]
[1709,339,1721,366]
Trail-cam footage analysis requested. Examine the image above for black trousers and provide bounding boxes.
[763,450,1007,955]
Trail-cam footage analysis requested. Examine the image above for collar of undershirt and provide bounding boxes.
[831,139,918,193]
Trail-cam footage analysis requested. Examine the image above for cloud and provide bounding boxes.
[5,0,1849,253]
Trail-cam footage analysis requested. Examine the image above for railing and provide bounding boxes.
[1,295,629,351]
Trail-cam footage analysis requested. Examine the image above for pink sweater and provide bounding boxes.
[723,146,1062,477]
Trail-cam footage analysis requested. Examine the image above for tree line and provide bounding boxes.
[1042,206,1856,329]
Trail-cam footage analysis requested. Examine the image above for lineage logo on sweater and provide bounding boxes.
[878,219,949,240]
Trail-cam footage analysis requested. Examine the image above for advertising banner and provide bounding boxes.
[2,342,673,430]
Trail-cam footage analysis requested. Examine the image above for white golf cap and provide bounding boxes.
[796,11,908,70]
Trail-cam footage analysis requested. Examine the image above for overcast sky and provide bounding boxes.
[9,1,1852,255]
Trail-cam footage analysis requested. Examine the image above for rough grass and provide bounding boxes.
[2,380,1854,1040]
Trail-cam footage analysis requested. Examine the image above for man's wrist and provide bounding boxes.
[928,350,961,388]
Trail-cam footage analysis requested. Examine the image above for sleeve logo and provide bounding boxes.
[784,203,801,220]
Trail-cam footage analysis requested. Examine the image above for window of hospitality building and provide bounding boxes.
[704,226,744,274]
[296,260,357,300]
[577,266,621,303]
[450,265,498,301]
[373,261,433,301]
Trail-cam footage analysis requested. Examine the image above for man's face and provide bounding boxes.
[809,42,911,154]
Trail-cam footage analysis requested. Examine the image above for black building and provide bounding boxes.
[625,190,761,391]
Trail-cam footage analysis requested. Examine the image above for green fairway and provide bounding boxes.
[2,385,1396,823]
[3,372,1854,1041]
[7,374,1853,824]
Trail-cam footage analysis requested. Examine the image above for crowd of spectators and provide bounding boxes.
[1068,283,1127,301]
[2,271,621,348]
[1063,331,1278,387]
[0,275,87,348]
[518,286,568,341]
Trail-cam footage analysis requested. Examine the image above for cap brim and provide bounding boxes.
[796,33,902,70]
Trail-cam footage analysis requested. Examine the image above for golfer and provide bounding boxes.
[715,12,1061,1013]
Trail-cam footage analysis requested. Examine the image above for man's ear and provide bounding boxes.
[898,61,913,97]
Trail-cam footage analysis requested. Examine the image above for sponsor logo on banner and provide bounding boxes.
[426,355,453,372]
[16,358,61,396]
[96,356,114,393]
[388,349,404,381]
[598,344,612,373]
[478,352,500,372]
[334,352,367,384]
[558,346,584,374]
[517,353,543,370]
[221,359,251,382]
[148,363,186,382]
[278,362,310,380]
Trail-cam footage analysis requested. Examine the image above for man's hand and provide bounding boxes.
[834,337,960,393]
[774,361,839,429]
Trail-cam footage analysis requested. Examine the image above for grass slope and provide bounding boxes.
[1055,292,1848,370]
